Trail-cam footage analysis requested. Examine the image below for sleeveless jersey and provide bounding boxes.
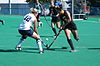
[60,10,71,23]
[18,13,36,30]
[60,11,77,30]
[49,7,58,17]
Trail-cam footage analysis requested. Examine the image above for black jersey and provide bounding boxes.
[60,10,77,30]
[49,7,58,17]
[60,10,73,23]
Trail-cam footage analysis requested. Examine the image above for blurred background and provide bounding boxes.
[0,0,100,19]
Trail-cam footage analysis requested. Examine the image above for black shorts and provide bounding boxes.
[51,17,60,22]
[64,21,77,30]
[18,29,34,36]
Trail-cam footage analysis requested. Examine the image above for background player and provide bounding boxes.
[49,1,61,37]
[35,0,44,28]
[15,8,44,54]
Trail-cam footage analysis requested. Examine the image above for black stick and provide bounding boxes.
[41,41,48,48]
[47,29,62,49]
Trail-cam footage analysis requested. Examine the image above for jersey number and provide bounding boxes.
[24,15,32,22]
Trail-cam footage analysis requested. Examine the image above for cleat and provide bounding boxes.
[69,50,77,52]
[15,46,22,50]
[39,50,44,54]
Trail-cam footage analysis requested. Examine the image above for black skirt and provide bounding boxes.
[64,21,78,30]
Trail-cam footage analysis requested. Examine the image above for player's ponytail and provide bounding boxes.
[30,8,38,14]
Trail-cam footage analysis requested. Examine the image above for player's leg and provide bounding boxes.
[70,22,79,41]
[64,29,75,52]
[56,21,61,29]
[51,22,57,36]
[37,14,43,28]
[71,30,79,41]
[16,35,27,50]
[31,32,44,53]
[56,16,61,29]
[15,30,28,50]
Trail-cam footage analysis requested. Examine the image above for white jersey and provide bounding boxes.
[18,13,36,30]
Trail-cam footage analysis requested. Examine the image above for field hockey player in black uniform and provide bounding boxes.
[57,7,79,52]
[49,1,61,37]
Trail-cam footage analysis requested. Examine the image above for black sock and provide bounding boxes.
[67,39,74,50]
[52,28,57,35]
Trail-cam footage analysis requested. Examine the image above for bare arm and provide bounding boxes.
[66,11,72,23]
[61,11,72,29]
[33,19,38,35]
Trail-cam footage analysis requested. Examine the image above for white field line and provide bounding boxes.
[79,20,100,23]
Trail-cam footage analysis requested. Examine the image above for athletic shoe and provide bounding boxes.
[69,50,77,52]
[39,50,44,54]
[15,46,22,50]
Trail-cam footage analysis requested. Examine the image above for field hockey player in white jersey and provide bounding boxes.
[15,8,44,54]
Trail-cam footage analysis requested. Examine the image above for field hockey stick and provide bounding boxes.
[41,41,48,48]
[47,20,70,49]
[30,26,48,47]
[39,3,51,27]
[47,29,62,49]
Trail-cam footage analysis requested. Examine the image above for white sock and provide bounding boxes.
[36,39,43,51]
